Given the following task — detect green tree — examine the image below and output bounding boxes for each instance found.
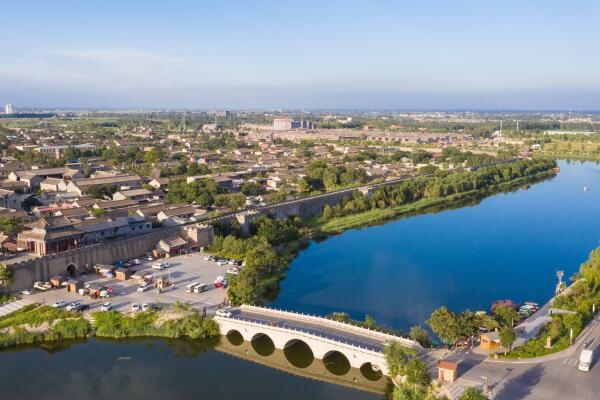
[384,341,416,377]
[457,387,488,400]
[0,217,21,236]
[409,326,432,348]
[402,358,431,388]
[427,307,462,345]
[297,177,310,193]
[0,264,14,287]
[91,208,107,217]
[322,204,333,219]
[143,148,163,164]
[499,326,517,354]
[494,306,520,327]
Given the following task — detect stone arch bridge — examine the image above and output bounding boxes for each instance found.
[214,305,422,376]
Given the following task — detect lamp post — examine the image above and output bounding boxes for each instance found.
[482,376,489,397]
[556,270,564,295]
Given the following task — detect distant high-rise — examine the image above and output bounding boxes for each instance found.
[4,104,14,115]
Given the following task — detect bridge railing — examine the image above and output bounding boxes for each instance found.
[239,304,420,349]
[218,314,386,355]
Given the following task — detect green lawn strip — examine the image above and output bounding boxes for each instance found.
[0,304,79,329]
[0,304,90,349]
[92,310,219,340]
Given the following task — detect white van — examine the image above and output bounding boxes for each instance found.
[579,349,594,372]
[193,283,207,293]
[186,282,200,293]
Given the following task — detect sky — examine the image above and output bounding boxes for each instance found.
[1,0,600,110]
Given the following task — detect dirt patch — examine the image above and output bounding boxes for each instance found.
[154,311,188,327]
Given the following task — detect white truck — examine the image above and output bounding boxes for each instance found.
[578,349,594,372]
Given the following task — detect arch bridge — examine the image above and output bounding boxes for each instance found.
[214,305,422,376]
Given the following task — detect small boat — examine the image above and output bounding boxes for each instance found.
[583,185,589,192]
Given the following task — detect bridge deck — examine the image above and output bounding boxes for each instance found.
[232,308,390,352]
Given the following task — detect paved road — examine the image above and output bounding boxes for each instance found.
[0,299,33,317]
[232,308,390,352]
[445,313,600,399]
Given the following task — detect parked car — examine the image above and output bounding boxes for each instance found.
[226,267,239,275]
[216,309,232,318]
[33,281,51,291]
[100,302,112,311]
[52,300,69,308]
[131,303,140,312]
[66,302,81,311]
[21,288,34,295]
[131,258,141,265]
[216,259,228,266]
[141,303,150,312]
[73,304,90,312]
[152,262,167,270]
[204,255,216,261]
[137,283,150,292]
[145,256,154,261]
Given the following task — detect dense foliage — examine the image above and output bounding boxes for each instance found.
[92,310,218,339]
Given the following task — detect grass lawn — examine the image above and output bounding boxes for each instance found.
[0,304,79,329]
[92,310,219,340]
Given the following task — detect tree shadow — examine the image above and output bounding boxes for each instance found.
[494,364,545,400]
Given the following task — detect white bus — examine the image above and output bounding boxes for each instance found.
[185,282,200,293]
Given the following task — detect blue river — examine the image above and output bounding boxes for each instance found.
[274,160,600,331]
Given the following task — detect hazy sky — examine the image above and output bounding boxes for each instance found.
[2,0,599,109]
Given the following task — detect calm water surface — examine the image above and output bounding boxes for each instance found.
[274,161,600,330]
[2,160,599,400]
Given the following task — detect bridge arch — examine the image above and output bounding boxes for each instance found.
[283,339,314,369]
[250,333,275,356]
[225,329,244,346]
[359,362,383,381]
[322,350,351,376]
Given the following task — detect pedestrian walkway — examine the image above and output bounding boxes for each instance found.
[561,356,580,367]
[445,378,483,399]
[0,299,33,317]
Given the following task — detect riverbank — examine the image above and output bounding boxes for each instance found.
[309,169,555,234]
[0,302,219,350]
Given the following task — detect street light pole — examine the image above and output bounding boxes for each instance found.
[482,376,489,396]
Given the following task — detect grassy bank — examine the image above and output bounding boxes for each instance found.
[92,309,219,340]
[0,303,220,350]
[0,304,90,349]
[312,169,555,234]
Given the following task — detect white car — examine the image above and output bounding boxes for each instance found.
[131,259,141,265]
[65,302,81,311]
[151,262,166,270]
[131,303,140,312]
[52,300,69,308]
[100,302,112,311]
[145,256,154,261]
[226,267,239,275]
[141,303,150,312]
[216,260,228,266]
[33,281,51,291]
[137,284,150,292]
[21,288,34,295]
[216,309,232,318]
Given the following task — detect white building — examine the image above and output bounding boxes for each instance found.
[4,104,14,115]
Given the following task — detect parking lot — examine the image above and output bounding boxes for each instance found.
[22,252,233,315]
